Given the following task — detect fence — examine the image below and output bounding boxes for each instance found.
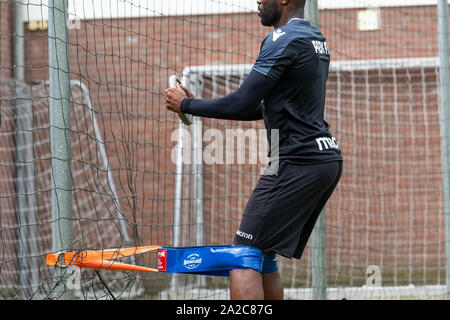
[0,0,449,299]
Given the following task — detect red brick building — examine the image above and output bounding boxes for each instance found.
[1,1,449,297]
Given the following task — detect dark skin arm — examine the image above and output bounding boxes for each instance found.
[164,70,275,121]
[164,82,194,113]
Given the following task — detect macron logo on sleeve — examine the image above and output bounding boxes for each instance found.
[272,29,286,41]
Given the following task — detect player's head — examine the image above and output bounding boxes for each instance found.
[257,0,282,27]
[257,0,306,27]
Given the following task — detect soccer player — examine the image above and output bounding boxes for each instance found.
[164,0,342,300]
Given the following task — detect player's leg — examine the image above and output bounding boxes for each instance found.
[230,268,264,300]
[231,161,342,300]
[230,168,279,300]
[231,162,295,300]
[229,257,282,300]
[262,270,283,300]
[261,252,283,299]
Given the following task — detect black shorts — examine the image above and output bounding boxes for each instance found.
[233,160,342,259]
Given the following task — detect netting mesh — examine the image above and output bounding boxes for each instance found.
[0,0,449,299]
[173,60,445,299]
[325,63,444,289]
[0,78,142,298]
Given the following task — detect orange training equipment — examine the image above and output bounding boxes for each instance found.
[45,246,161,272]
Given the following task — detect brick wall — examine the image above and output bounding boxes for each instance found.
[1,4,449,290]
[321,5,445,60]
[0,0,16,288]
[0,0,13,78]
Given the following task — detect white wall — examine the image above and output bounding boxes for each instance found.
[21,0,442,21]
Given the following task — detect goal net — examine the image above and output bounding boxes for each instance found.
[0,78,138,299]
[0,0,448,300]
[168,56,445,300]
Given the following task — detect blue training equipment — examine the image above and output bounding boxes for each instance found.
[157,245,277,277]
[261,252,278,274]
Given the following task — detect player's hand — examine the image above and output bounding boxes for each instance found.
[179,83,195,98]
[164,83,195,113]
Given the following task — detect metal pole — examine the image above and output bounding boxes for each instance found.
[72,80,133,247]
[48,0,74,299]
[15,84,40,299]
[437,0,450,299]
[193,119,204,248]
[169,107,183,293]
[14,0,24,81]
[168,71,205,293]
[14,0,40,299]
[180,71,205,250]
[168,74,188,293]
[306,0,327,300]
[169,120,183,291]
[189,72,205,288]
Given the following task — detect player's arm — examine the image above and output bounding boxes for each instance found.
[164,31,303,120]
[165,70,276,121]
[179,35,307,121]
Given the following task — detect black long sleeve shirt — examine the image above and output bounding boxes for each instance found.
[181,18,342,165]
